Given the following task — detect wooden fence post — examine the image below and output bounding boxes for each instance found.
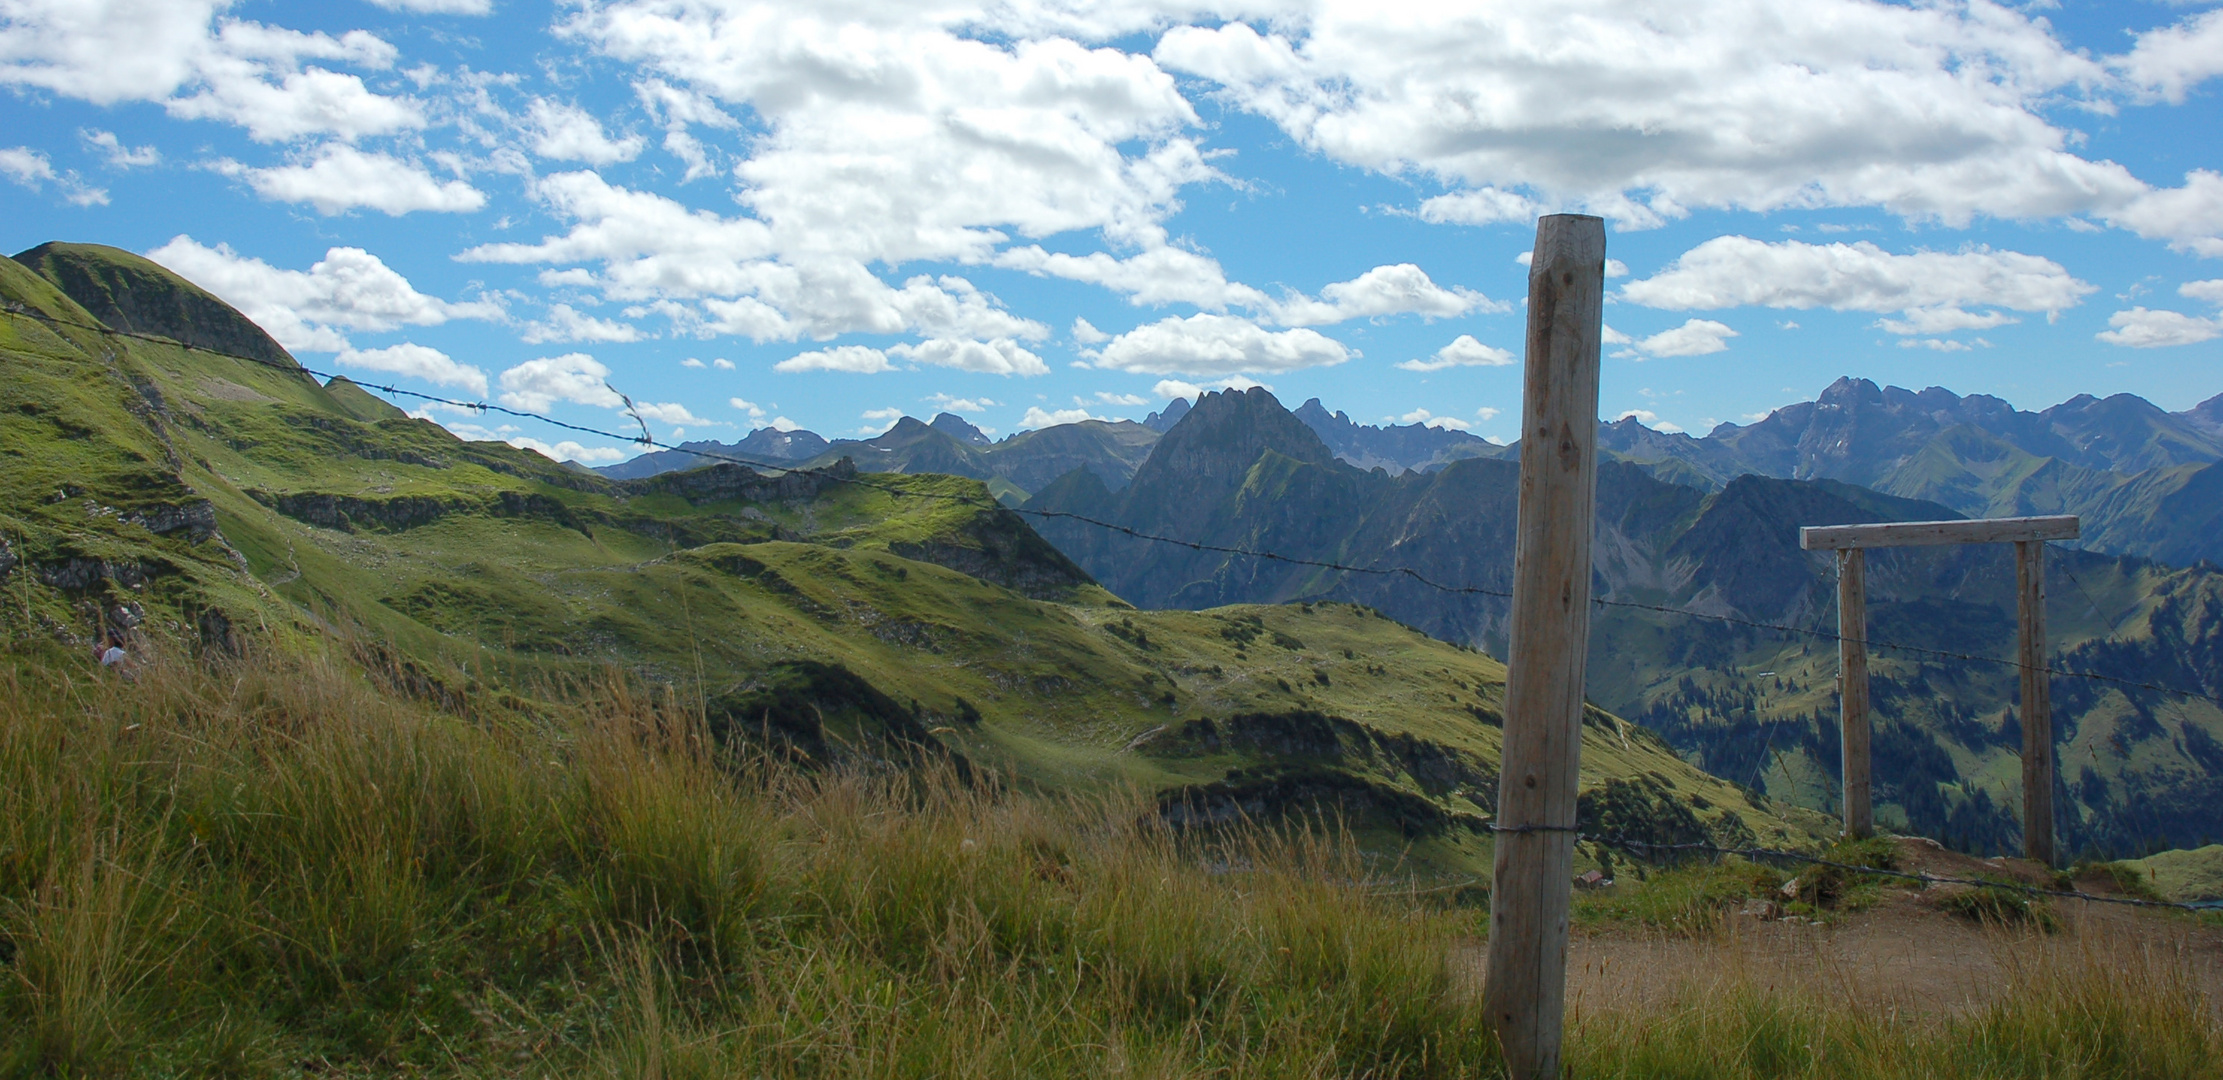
[2017,540,2053,866]
[1837,548,1872,839]
[1484,213,1605,1080]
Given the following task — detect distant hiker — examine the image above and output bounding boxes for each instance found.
[95,630,135,678]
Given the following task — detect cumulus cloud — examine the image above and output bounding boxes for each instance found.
[522,304,644,345]
[505,436,626,464]
[1019,406,1104,430]
[2116,8,2223,104]
[1151,375,1270,401]
[145,236,500,354]
[497,353,625,411]
[2096,308,2220,348]
[335,342,487,395]
[365,0,493,15]
[1617,409,1686,434]
[997,245,1267,310]
[222,145,486,216]
[80,129,158,167]
[0,145,107,204]
[926,393,999,413]
[1398,408,1469,431]
[1621,319,1739,359]
[1091,391,1148,407]
[463,174,1048,345]
[858,407,905,435]
[775,345,893,374]
[1090,314,1351,376]
[0,2,424,143]
[631,400,722,427]
[1072,317,1109,344]
[1622,237,2091,336]
[1396,333,1514,372]
[1270,263,1496,326]
[527,99,646,165]
[887,338,1048,376]
[1152,5,2192,240]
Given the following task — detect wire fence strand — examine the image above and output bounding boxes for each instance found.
[7,301,2222,711]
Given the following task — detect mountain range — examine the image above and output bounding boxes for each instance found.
[613,378,2223,573]
[1021,387,2223,858]
[0,241,1816,880]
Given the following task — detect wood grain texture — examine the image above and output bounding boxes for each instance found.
[1838,548,1872,840]
[1484,214,1605,1080]
[1800,515,2079,550]
[2017,540,2054,866]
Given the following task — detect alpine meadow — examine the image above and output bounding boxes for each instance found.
[7,0,2223,1076]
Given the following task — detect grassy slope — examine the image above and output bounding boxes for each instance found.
[0,249,1820,878]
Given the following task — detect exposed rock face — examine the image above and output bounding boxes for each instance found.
[15,242,300,370]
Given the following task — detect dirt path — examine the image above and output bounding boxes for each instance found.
[1508,840,2223,1022]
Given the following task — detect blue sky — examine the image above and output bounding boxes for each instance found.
[4,0,2221,463]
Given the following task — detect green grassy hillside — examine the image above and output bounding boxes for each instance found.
[0,243,1820,878]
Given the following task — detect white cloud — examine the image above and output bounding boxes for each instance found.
[2116,8,2223,104]
[859,406,905,435]
[523,303,644,345]
[712,357,734,369]
[1271,263,1496,326]
[1151,375,1270,401]
[463,175,1047,345]
[1091,314,1352,376]
[527,99,646,166]
[681,358,706,369]
[775,345,893,374]
[768,416,801,432]
[1019,406,1104,430]
[223,145,486,216]
[1092,391,1148,407]
[1628,319,1739,359]
[1623,237,2090,336]
[887,337,1048,376]
[1418,188,1546,227]
[335,342,488,395]
[631,401,722,427]
[1396,333,1514,372]
[997,245,1266,310]
[2180,279,2223,306]
[145,236,500,354]
[505,436,626,464]
[0,145,106,205]
[730,397,767,422]
[0,2,424,143]
[1072,317,1109,344]
[80,129,158,167]
[2096,308,2221,348]
[1152,7,2160,233]
[2108,170,2223,258]
[0,146,55,188]
[926,393,999,413]
[1476,406,1501,421]
[497,353,625,411]
[1398,408,1469,431]
[365,0,492,15]
[1616,409,1685,434]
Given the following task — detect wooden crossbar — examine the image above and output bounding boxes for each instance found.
[1797,512,2077,866]
[1799,515,2079,551]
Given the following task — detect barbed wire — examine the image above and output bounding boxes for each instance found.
[7,301,2222,711]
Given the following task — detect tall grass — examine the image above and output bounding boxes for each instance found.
[0,647,1491,1076]
[0,643,2216,1077]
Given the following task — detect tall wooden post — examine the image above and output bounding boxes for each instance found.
[1485,213,1605,1080]
[2017,540,2053,866]
[1837,548,1872,839]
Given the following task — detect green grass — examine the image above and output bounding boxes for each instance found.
[3,647,2217,1078]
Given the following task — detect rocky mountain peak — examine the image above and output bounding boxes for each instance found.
[930,412,991,446]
